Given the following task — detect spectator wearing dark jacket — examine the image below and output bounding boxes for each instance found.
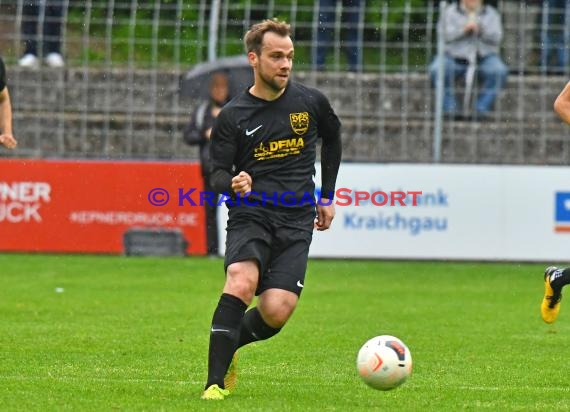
[183,71,229,256]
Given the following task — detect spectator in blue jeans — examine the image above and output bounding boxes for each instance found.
[314,0,364,72]
[428,0,508,120]
[540,0,570,74]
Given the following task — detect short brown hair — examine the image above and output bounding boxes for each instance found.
[244,18,291,55]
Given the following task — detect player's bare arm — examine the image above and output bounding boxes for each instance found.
[0,87,16,149]
[554,81,570,124]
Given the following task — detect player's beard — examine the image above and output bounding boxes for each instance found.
[258,65,289,94]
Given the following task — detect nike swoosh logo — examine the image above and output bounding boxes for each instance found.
[211,328,230,333]
[297,280,304,288]
[245,125,263,136]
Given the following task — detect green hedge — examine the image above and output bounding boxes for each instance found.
[67,0,431,70]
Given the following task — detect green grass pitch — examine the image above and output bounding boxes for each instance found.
[1,254,569,411]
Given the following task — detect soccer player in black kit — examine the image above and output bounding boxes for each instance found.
[201,18,342,400]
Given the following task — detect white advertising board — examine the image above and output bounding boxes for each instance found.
[218,164,570,261]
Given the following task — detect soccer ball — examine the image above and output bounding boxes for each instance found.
[356,335,412,391]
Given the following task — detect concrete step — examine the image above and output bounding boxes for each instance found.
[294,71,568,121]
[7,67,570,164]
[337,116,570,164]
[12,110,196,159]
[8,66,188,116]
[11,108,570,163]
[8,67,568,119]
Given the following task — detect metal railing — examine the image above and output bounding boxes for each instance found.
[0,0,568,164]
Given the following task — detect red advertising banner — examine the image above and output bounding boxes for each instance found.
[0,159,206,254]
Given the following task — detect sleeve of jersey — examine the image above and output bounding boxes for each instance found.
[209,110,236,194]
[0,58,6,91]
[317,94,342,200]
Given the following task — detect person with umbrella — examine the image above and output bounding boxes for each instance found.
[183,71,230,256]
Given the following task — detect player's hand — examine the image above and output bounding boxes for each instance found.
[315,201,335,231]
[231,171,252,197]
[0,134,17,149]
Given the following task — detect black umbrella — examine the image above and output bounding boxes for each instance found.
[180,55,254,100]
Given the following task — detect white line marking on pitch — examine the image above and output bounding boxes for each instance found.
[0,375,202,385]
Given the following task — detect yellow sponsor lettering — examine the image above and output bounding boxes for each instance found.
[254,137,305,161]
[268,137,304,151]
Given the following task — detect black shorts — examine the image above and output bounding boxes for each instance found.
[224,205,314,296]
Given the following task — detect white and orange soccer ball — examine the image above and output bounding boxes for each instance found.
[356,335,413,391]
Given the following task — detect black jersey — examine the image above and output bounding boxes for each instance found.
[0,57,6,91]
[210,81,341,207]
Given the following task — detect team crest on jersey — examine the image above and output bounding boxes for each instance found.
[289,112,309,135]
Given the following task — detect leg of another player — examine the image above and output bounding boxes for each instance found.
[541,266,570,323]
[547,267,570,288]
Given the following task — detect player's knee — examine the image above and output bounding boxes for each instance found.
[260,295,297,328]
[224,262,258,303]
[224,280,255,304]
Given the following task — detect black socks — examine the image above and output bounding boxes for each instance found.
[205,296,284,389]
[238,307,282,348]
[205,293,247,389]
[551,267,570,289]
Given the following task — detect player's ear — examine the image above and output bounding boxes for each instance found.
[247,51,258,68]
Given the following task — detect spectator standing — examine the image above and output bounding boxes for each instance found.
[314,0,364,72]
[183,71,230,256]
[540,0,570,74]
[19,0,66,68]
[428,0,508,120]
